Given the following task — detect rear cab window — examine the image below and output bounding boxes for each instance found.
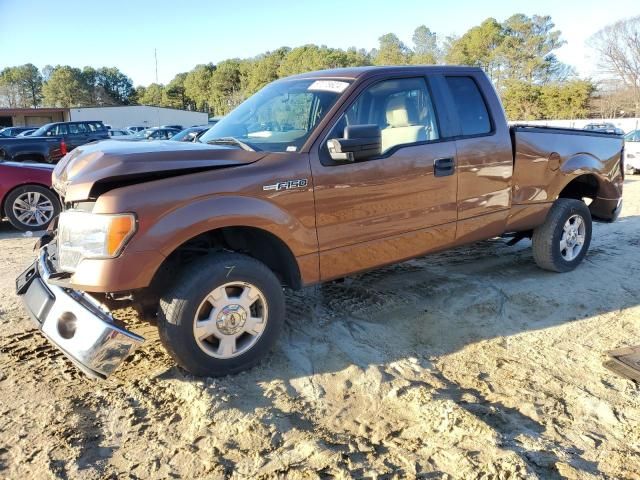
[445,76,492,137]
[68,123,88,134]
[86,122,105,132]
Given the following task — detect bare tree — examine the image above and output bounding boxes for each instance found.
[589,16,640,115]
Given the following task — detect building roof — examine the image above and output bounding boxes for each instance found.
[0,107,69,115]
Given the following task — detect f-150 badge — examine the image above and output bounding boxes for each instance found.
[263,179,308,191]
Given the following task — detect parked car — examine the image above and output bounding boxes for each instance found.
[0,121,109,164]
[0,161,60,231]
[161,124,183,131]
[108,129,132,138]
[624,129,640,174]
[170,126,209,142]
[583,123,624,135]
[126,126,146,133]
[119,127,180,141]
[17,66,624,379]
[0,127,36,137]
[15,129,36,137]
[0,136,68,164]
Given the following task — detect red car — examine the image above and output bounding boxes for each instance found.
[0,161,60,231]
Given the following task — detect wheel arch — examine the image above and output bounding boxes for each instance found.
[150,225,304,293]
[557,173,600,201]
[556,171,621,222]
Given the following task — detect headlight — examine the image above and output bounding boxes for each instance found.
[58,211,137,272]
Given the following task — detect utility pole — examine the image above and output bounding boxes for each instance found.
[155,48,160,127]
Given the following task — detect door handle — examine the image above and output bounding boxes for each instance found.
[434,157,455,177]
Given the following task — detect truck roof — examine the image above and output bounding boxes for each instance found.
[284,65,484,81]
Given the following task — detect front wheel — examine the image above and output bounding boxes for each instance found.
[157,253,285,377]
[532,198,592,272]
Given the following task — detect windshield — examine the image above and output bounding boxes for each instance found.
[30,124,53,137]
[199,79,351,152]
[133,129,154,138]
[172,127,205,142]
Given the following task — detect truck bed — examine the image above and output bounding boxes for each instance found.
[510,124,624,222]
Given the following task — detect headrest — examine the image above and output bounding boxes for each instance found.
[385,96,410,128]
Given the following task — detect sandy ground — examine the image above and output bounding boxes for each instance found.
[0,180,639,480]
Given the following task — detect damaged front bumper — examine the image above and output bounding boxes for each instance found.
[16,246,144,379]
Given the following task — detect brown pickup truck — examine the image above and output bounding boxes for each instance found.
[16,66,624,379]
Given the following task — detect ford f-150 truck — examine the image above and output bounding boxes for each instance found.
[15,66,624,379]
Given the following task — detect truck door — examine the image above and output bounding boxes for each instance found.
[440,74,514,244]
[66,122,87,150]
[310,76,458,281]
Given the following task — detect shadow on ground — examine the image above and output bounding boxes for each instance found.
[3,201,639,477]
[123,213,640,477]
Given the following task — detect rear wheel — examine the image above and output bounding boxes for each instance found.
[532,198,592,272]
[157,253,285,377]
[4,185,60,231]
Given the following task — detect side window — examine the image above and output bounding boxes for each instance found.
[76,123,88,133]
[53,124,68,135]
[68,123,79,134]
[445,76,491,136]
[329,77,439,155]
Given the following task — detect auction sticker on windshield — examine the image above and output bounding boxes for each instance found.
[308,80,350,93]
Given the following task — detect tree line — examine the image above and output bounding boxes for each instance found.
[1,13,637,120]
[0,64,135,108]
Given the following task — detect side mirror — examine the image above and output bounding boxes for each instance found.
[327,124,381,162]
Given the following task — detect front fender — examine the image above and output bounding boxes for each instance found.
[130,194,318,259]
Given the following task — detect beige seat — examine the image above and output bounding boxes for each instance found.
[381,96,427,153]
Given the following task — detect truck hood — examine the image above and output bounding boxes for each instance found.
[53,139,266,201]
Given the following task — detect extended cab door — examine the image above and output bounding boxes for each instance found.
[438,73,514,244]
[310,76,458,281]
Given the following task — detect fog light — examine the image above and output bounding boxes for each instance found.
[57,312,77,339]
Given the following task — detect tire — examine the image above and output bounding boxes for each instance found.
[157,253,285,377]
[4,185,61,231]
[532,198,592,272]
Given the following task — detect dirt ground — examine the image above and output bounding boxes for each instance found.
[0,179,639,480]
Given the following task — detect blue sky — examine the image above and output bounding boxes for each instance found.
[1,0,638,86]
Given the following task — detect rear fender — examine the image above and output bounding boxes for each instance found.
[555,153,622,200]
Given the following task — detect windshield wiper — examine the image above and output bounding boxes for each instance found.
[206,137,256,152]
